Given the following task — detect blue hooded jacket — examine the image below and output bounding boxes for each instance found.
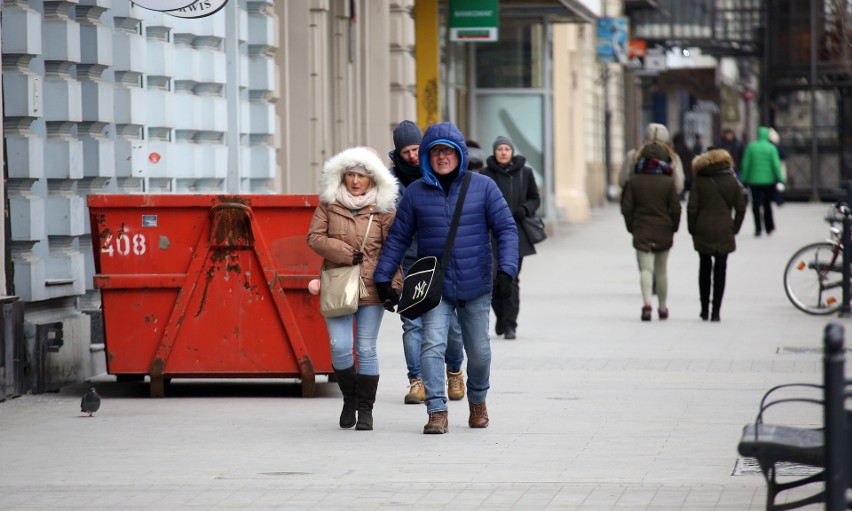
[374,122,519,301]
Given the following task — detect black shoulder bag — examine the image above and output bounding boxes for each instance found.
[397,172,472,320]
[519,167,547,245]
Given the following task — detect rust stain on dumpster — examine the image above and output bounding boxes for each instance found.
[213,195,250,206]
[210,205,253,249]
[196,266,218,318]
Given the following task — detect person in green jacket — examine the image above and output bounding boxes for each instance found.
[740,126,784,236]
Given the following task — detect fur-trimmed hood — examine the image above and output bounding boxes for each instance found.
[319,146,399,212]
[693,148,734,175]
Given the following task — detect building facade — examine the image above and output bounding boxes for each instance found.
[1,0,619,395]
[0,0,420,396]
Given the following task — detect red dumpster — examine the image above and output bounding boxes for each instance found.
[87,194,329,397]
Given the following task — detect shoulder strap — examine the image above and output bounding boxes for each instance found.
[441,172,472,268]
[708,176,733,210]
[321,213,373,272]
[519,167,529,205]
[359,214,374,252]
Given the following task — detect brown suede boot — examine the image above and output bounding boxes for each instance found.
[468,402,489,428]
[446,370,465,401]
[423,410,448,434]
[404,378,425,404]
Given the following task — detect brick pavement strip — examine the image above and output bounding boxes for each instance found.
[0,203,839,510]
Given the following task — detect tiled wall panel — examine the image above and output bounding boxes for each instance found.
[2,74,41,118]
[8,196,46,242]
[5,136,45,179]
[44,136,83,179]
[80,80,114,123]
[43,77,82,122]
[2,0,276,302]
[80,132,114,178]
[79,21,112,67]
[2,5,42,55]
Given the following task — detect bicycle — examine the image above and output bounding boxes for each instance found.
[783,202,850,315]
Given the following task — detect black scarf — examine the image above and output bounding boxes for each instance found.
[390,151,422,188]
[485,154,526,175]
[435,168,460,196]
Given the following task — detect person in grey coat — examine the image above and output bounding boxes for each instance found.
[687,148,746,322]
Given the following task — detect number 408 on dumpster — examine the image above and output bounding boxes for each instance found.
[102,233,148,256]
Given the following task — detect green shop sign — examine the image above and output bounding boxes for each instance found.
[449,0,499,42]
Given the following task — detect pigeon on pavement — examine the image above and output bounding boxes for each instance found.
[81,387,101,417]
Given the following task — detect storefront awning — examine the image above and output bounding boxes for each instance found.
[496,0,597,23]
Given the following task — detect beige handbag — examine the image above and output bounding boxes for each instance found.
[319,214,373,318]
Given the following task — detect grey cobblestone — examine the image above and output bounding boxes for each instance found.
[0,203,839,509]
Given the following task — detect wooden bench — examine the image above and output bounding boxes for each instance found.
[737,323,849,511]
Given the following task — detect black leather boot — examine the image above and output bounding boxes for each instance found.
[334,365,357,429]
[712,281,725,322]
[355,374,380,431]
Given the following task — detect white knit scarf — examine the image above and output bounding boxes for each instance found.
[335,183,377,211]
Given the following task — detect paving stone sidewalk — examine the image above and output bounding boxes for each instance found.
[0,201,842,510]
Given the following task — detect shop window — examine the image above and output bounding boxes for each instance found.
[475,19,544,89]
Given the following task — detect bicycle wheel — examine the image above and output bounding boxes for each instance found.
[783,242,844,315]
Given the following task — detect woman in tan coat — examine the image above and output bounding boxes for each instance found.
[687,148,746,321]
[307,146,400,431]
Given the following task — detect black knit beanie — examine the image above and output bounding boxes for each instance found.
[393,121,423,152]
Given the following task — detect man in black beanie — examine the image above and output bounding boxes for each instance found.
[387,120,466,407]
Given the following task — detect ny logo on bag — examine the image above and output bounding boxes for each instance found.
[413,281,427,299]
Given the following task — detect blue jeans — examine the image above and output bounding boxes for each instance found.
[325,304,384,375]
[401,313,464,381]
[420,292,492,413]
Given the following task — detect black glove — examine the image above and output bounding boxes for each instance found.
[512,207,527,220]
[351,250,364,265]
[375,282,399,312]
[493,271,513,299]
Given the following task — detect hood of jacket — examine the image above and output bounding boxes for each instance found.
[485,154,527,175]
[644,123,670,144]
[693,148,734,176]
[319,146,399,212]
[757,126,770,142]
[419,122,469,188]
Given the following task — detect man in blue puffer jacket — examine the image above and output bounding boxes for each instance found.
[374,122,519,435]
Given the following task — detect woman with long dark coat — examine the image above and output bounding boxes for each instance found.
[687,148,746,321]
[480,136,541,340]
